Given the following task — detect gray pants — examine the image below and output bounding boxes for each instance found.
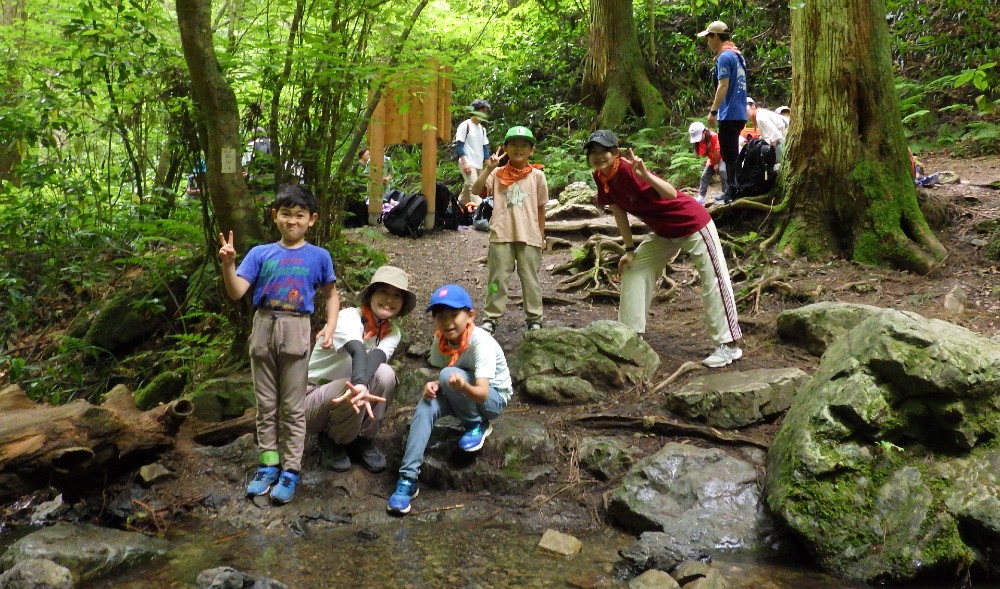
[303,363,396,444]
[698,164,728,199]
[398,366,507,480]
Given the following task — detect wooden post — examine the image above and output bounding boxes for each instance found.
[421,64,439,229]
[368,99,386,224]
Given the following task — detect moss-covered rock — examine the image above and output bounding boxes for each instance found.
[766,309,1000,583]
[186,377,255,422]
[133,370,188,410]
[510,320,659,405]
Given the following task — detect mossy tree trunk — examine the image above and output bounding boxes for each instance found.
[0,0,24,188]
[582,0,666,128]
[777,0,946,273]
[176,0,265,252]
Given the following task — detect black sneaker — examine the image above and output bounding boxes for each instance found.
[349,437,387,473]
[318,435,351,472]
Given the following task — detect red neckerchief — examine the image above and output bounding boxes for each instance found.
[436,321,474,366]
[496,162,544,187]
[361,306,392,341]
[595,157,621,195]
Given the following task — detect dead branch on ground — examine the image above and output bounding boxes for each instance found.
[575,414,768,450]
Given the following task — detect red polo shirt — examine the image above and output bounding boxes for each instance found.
[594,158,711,239]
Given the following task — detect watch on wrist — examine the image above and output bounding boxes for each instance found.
[710,109,718,116]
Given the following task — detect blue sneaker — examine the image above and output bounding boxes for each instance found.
[269,470,300,504]
[458,421,493,452]
[387,477,419,515]
[245,466,280,496]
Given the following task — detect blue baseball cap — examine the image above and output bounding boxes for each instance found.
[426,284,474,312]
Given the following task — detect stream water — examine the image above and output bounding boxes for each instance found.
[66,517,950,589]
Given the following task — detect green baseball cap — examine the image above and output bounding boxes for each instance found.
[503,126,536,145]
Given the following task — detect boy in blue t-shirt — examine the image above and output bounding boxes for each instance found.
[218,184,339,504]
[387,284,513,515]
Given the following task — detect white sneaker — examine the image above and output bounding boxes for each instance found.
[702,344,743,368]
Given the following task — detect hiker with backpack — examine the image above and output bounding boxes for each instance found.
[746,98,789,163]
[699,20,748,204]
[471,126,548,334]
[455,99,492,207]
[688,121,727,205]
[584,130,744,368]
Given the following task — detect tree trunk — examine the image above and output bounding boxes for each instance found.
[0,0,24,188]
[777,0,946,273]
[176,0,265,251]
[0,385,193,502]
[582,0,666,127]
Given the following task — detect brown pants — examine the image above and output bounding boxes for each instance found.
[304,364,396,445]
[250,309,312,472]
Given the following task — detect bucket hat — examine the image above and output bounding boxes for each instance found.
[355,266,417,317]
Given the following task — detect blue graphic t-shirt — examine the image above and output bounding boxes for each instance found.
[716,49,748,122]
[237,242,336,313]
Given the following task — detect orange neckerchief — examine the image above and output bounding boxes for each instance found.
[361,306,392,341]
[595,157,621,194]
[436,321,474,366]
[719,41,743,59]
[495,162,544,187]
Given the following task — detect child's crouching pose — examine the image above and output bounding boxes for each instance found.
[387,284,513,515]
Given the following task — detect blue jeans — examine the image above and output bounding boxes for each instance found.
[398,366,507,480]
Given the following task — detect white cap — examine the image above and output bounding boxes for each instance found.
[776,105,790,115]
[697,21,730,37]
[688,121,706,143]
[746,97,756,105]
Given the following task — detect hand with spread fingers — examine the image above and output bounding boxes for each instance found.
[332,381,386,419]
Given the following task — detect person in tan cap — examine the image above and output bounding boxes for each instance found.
[698,20,748,204]
[303,265,417,473]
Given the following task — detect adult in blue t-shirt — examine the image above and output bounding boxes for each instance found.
[698,20,748,203]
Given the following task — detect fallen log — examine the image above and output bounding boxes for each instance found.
[191,408,256,446]
[0,384,193,501]
[574,413,769,450]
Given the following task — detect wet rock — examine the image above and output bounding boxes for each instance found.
[510,321,659,405]
[767,309,1000,583]
[138,462,174,486]
[628,568,679,589]
[672,560,713,583]
[0,523,169,583]
[0,558,74,589]
[537,529,582,557]
[30,496,68,526]
[186,377,255,422]
[618,532,688,572]
[609,443,782,557]
[578,436,637,480]
[195,566,285,589]
[663,368,809,429]
[776,302,888,356]
[417,415,555,493]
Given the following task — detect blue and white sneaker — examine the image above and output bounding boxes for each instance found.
[387,477,419,515]
[269,470,300,504]
[458,421,493,452]
[245,465,280,496]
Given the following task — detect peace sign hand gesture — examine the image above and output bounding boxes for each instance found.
[218,231,238,265]
[485,147,505,171]
[621,148,651,181]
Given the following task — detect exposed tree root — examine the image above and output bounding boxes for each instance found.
[575,414,768,449]
[650,361,704,395]
[737,270,823,314]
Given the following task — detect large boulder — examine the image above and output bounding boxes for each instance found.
[663,368,809,429]
[776,302,888,356]
[767,309,1000,583]
[0,523,169,583]
[510,321,659,405]
[609,443,781,557]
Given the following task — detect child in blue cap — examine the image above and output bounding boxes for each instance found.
[387,283,513,515]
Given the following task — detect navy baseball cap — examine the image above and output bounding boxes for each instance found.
[584,130,619,152]
[426,284,474,312]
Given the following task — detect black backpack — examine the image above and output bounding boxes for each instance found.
[731,138,777,200]
[383,192,427,238]
[434,182,463,230]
